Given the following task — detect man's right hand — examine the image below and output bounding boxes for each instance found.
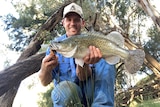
[38,50,58,86]
[41,50,58,73]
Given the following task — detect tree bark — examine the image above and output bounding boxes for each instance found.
[0,52,45,96]
[134,0,160,31]
[0,53,45,107]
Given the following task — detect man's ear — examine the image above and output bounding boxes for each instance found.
[81,20,85,27]
[61,19,64,26]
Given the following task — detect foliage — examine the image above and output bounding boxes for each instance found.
[1,0,65,51]
[37,83,53,107]
[1,13,32,51]
[144,26,160,62]
[136,99,160,107]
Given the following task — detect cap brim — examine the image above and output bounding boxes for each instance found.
[63,11,82,18]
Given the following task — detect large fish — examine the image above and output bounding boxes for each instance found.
[50,31,145,74]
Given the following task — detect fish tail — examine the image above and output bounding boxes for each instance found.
[124,49,145,73]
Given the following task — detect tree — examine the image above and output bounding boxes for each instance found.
[0,0,160,106]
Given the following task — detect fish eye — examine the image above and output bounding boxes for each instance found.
[74,40,78,43]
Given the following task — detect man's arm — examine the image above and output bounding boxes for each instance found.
[76,46,102,81]
[38,51,58,86]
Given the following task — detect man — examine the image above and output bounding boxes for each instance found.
[39,2,116,107]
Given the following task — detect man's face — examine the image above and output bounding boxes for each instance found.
[62,12,85,37]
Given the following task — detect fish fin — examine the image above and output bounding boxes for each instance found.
[61,46,77,57]
[105,56,120,65]
[106,31,124,47]
[75,58,84,67]
[124,49,145,74]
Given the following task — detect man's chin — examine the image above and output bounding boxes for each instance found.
[70,31,79,35]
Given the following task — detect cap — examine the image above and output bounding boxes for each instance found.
[63,3,83,18]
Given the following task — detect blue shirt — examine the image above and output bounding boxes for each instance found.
[46,34,78,85]
[46,34,116,106]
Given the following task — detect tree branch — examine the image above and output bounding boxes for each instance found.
[0,52,45,96]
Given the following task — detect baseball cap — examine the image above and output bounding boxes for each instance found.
[63,3,83,18]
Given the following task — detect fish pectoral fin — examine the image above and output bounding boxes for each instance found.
[105,56,120,65]
[75,58,84,67]
[61,46,77,57]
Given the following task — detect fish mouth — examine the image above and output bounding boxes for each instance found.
[50,40,77,53]
[50,43,71,52]
[50,43,59,51]
[50,40,61,50]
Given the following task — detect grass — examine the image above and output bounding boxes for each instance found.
[136,99,160,107]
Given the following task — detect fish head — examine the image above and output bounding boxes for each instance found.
[50,39,78,57]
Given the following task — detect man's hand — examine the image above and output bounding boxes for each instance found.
[39,50,58,86]
[76,46,102,81]
[83,46,102,64]
[41,50,58,73]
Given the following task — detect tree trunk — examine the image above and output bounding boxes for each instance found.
[0,85,19,107]
[134,0,160,31]
[0,52,45,106]
[0,52,45,96]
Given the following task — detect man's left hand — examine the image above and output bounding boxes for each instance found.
[83,46,102,64]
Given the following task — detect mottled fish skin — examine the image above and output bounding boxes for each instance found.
[50,31,145,73]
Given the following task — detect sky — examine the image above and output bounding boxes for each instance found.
[0,0,20,70]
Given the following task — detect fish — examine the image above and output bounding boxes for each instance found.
[50,31,145,74]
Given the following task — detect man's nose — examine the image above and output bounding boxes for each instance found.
[70,20,76,25]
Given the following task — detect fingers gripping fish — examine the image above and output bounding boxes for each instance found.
[50,31,145,74]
